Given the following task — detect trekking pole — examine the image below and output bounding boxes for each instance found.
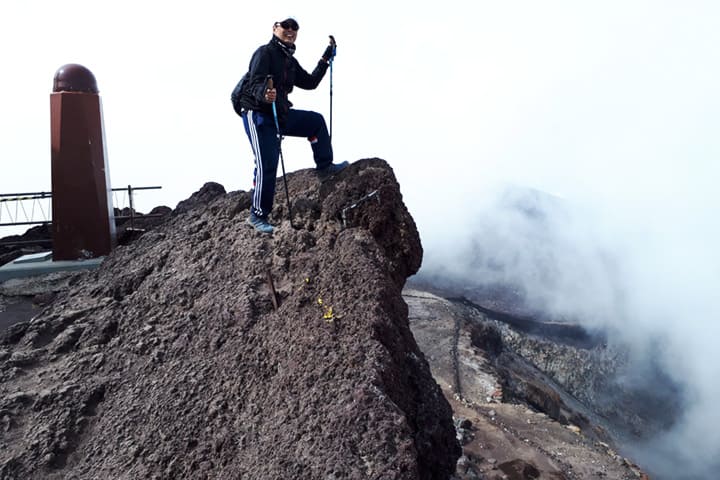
[266,76,294,228]
[328,35,336,141]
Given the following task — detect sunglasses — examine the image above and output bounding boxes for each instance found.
[277,20,299,31]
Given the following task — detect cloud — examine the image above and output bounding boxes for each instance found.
[416,171,719,478]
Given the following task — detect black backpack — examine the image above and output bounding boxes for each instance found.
[230,74,247,116]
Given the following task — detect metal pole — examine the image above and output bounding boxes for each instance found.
[128,185,135,230]
[329,61,333,141]
[267,76,294,228]
[328,35,336,142]
[0,191,52,198]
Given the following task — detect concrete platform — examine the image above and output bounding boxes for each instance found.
[0,251,104,282]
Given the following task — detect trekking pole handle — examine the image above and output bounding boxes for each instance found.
[266,75,281,135]
[329,35,336,58]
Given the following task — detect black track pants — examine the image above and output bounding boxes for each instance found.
[241,109,333,218]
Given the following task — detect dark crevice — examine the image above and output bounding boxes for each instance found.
[450,296,605,349]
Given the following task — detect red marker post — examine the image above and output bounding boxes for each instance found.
[50,64,116,261]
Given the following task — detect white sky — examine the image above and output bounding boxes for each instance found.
[1,2,720,476]
[1,1,716,224]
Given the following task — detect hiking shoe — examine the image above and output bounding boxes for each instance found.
[317,161,349,180]
[246,214,274,234]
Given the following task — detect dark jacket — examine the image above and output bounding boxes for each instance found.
[234,37,329,124]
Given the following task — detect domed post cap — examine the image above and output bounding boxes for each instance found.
[53,64,99,93]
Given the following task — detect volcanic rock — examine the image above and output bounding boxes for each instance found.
[0,225,51,266]
[0,158,460,479]
[404,288,651,479]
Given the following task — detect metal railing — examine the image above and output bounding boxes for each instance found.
[0,185,163,242]
[111,185,164,230]
[0,191,52,227]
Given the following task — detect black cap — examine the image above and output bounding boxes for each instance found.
[276,18,299,30]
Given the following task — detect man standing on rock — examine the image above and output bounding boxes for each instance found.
[232,17,348,234]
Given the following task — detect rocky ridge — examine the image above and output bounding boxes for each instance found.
[0,158,460,479]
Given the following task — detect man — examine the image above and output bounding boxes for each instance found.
[233,17,348,234]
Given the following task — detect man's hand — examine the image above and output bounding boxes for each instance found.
[264,88,277,103]
[322,36,337,62]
